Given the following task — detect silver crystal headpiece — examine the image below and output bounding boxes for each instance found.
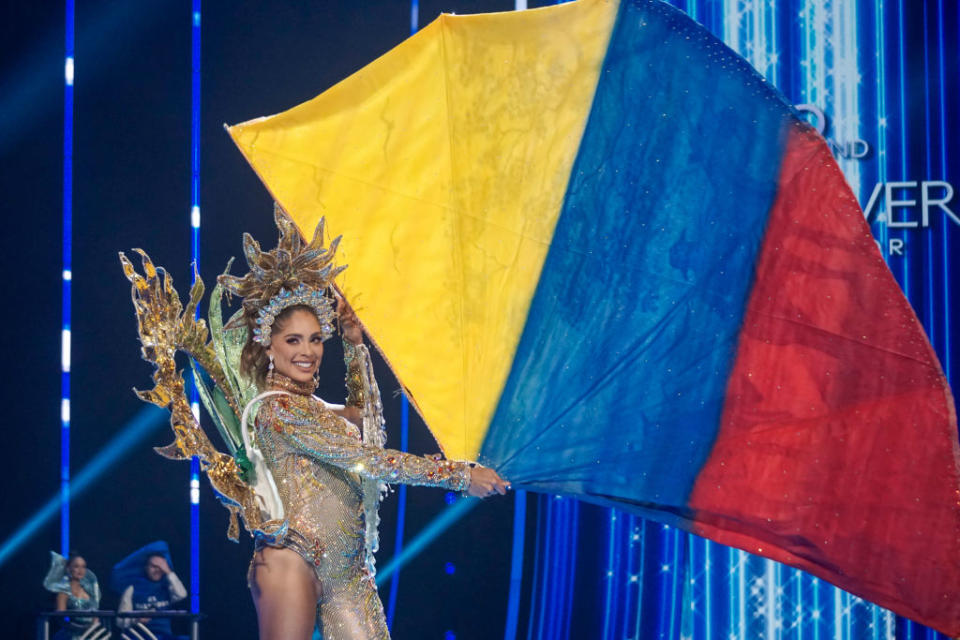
[253,283,336,346]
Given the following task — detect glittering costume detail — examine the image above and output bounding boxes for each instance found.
[219,203,344,344]
[254,371,470,638]
[267,369,318,395]
[344,342,366,410]
[253,283,334,346]
[120,250,270,541]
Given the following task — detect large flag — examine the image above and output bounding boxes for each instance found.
[227,0,960,634]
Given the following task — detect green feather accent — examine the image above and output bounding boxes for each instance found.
[208,260,242,403]
[233,445,255,483]
[188,259,261,459]
[191,365,236,453]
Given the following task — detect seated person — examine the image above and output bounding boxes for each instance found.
[111,542,187,640]
[43,550,111,640]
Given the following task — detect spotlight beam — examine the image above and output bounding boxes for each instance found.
[375,496,480,585]
[0,406,167,567]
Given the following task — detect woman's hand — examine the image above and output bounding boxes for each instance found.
[338,298,363,346]
[466,466,510,498]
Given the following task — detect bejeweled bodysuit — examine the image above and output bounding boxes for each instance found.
[252,368,470,639]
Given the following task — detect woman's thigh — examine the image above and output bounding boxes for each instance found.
[249,546,322,640]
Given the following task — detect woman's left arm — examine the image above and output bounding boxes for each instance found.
[339,299,368,427]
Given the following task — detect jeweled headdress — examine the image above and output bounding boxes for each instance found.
[219,204,346,345]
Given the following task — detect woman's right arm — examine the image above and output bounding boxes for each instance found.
[263,397,480,492]
[55,592,67,611]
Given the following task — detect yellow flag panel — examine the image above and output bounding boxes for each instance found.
[228,0,618,460]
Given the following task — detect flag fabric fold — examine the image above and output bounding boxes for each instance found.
[228,0,960,633]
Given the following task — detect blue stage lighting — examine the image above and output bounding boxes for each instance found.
[0,406,167,568]
[61,0,75,559]
[376,497,479,585]
[502,490,526,640]
[189,0,202,616]
[386,393,411,630]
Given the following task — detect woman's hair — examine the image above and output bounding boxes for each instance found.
[240,304,320,388]
[67,550,83,563]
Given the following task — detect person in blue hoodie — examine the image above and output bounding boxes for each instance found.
[112,542,187,640]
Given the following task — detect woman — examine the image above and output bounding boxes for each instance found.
[43,551,110,640]
[218,213,509,640]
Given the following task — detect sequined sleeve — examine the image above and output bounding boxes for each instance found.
[259,395,471,491]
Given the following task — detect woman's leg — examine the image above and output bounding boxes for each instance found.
[318,575,390,640]
[249,546,322,640]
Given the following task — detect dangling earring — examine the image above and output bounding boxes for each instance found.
[268,354,274,372]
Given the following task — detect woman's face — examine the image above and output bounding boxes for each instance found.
[67,557,86,580]
[266,308,324,384]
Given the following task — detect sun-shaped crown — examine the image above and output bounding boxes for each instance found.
[219,204,346,344]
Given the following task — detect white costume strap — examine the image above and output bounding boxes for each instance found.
[241,391,289,521]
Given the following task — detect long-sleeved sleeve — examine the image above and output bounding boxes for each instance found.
[260,396,470,491]
[166,572,187,602]
[117,586,133,629]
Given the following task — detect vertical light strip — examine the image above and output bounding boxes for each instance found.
[812,573,820,640]
[668,527,680,639]
[656,525,669,640]
[833,582,843,640]
[547,499,561,639]
[601,509,617,639]
[737,550,747,639]
[703,537,712,640]
[728,546,736,638]
[631,517,646,640]
[764,558,778,640]
[524,495,542,640]
[923,0,936,357]
[533,497,553,640]
[832,0,862,195]
[938,0,950,383]
[546,498,562,639]
[792,569,801,640]
[619,513,634,639]
[503,490,526,640]
[60,0,75,558]
[564,500,579,638]
[873,0,889,256]
[896,0,910,297]
[189,0,202,616]
[721,0,740,56]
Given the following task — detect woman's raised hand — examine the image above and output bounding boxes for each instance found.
[467,466,510,498]
[337,298,363,346]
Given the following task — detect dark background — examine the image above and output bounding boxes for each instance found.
[0,2,558,638]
